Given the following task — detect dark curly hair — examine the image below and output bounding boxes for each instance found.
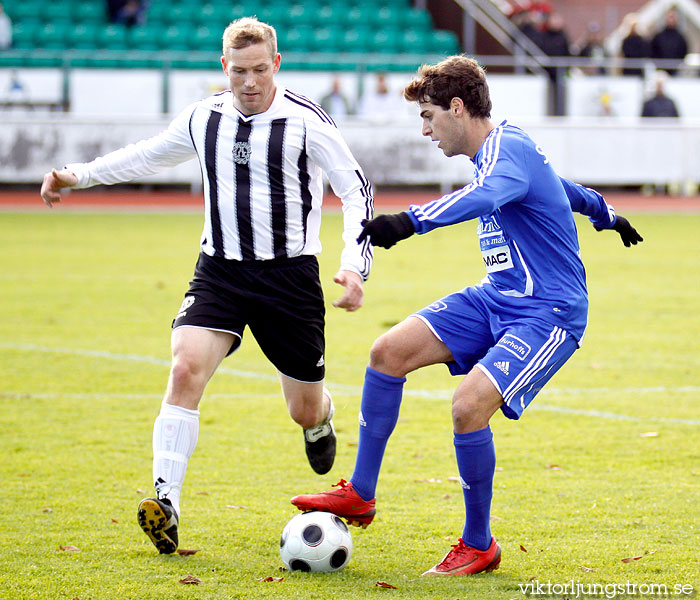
[403,55,492,119]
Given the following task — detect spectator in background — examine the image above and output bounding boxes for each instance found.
[641,71,679,117]
[114,0,145,27]
[577,21,607,75]
[651,8,688,76]
[621,13,651,77]
[320,77,353,119]
[513,9,543,49]
[0,3,12,49]
[539,13,570,115]
[357,73,400,121]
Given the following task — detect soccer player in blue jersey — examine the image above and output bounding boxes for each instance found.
[292,55,642,576]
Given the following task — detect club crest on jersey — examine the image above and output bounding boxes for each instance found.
[233,141,251,165]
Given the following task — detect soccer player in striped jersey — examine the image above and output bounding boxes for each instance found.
[40,17,374,555]
[291,56,642,575]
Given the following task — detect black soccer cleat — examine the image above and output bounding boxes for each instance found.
[304,391,336,475]
[137,497,179,554]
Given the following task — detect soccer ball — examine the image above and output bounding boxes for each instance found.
[280,511,353,572]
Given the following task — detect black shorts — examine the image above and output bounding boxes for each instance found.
[173,252,326,382]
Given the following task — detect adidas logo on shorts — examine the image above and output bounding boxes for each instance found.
[493,361,510,376]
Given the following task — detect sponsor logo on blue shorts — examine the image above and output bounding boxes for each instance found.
[495,334,531,360]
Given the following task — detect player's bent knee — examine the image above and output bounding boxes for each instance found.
[451,394,501,433]
[368,334,410,377]
[169,358,208,394]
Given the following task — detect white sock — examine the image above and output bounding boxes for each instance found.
[152,403,199,517]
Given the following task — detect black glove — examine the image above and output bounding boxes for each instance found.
[595,215,643,247]
[356,212,416,249]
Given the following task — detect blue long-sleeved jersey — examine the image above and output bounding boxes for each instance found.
[406,120,616,342]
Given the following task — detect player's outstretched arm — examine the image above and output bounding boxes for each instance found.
[595,214,644,247]
[332,270,364,312]
[356,213,415,249]
[40,168,78,208]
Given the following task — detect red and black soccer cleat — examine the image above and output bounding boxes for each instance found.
[290,478,376,528]
[422,537,501,576]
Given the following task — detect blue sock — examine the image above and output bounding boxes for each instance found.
[350,366,405,501]
[454,426,496,551]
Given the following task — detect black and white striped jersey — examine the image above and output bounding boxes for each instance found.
[67,86,374,279]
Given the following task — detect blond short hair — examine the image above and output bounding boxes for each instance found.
[222,17,277,57]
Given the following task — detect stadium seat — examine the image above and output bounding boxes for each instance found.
[168,4,201,25]
[371,28,401,54]
[35,23,71,50]
[342,28,373,53]
[68,23,99,50]
[45,2,76,24]
[159,24,197,51]
[430,30,460,55]
[280,26,314,53]
[128,25,163,51]
[402,8,432,30]
[74,2,106,24]
[399,29,431,54]
[10,22,40,50]
[309,27,343,53]
[97,24,129,50]
[192,25,221,53]
[7,1,41,24]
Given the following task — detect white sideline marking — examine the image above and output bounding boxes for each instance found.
[2,342,699,425]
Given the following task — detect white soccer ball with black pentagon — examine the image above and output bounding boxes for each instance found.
[280,511,353,572]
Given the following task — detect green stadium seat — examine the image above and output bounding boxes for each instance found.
[430,30,460,55]
[7,1,42,23]
[128,24,162,51]
[402,8,432,30]
[256,4,287,30]
[316,4,345,27]
[10,22,40,49]
[159,24,196,51]
[68,23,99,50]
[97,24,129,50]
[74,2,106,24]
[371,28,401,54]
[35,23,70,50]
[280,26,314,53]
[309,27,342,53]
[145,2,171,24]
[192,25,221,53]
[45,2,75,24]
[399,29,431,54]
[168,4,201,25]
[342,27,373,53]
[374,6,402,28]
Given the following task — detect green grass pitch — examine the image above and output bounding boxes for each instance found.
[1,209,698,600]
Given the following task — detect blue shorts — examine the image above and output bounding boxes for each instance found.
[413,286,579,420]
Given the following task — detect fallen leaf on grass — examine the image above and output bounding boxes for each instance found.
[640,432,659,438]
[136,488,146,494]
[621,556,643,563]
[519,545,528,552]
[42,508,53,513]
[580,566,595,572]
[111,518,119,523]
[376,581,397,589]
[257,576,284,582]
[59,545,80,552]
[447,477,460,482]
[196,491,210,496]
[490,515,502,521]
[177,548,200,556]
[544,464,561,470]
[225,505,247,510]
[179,574,202,584]
[347,441,358,446]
